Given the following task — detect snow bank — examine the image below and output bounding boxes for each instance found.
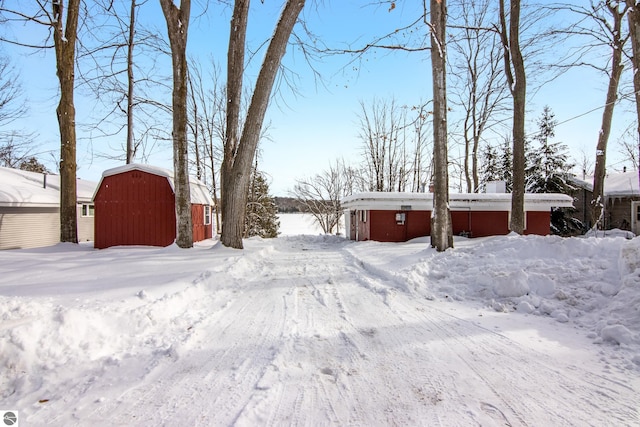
[348,234,640,353]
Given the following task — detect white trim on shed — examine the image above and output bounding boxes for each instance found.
[94,163,213,206]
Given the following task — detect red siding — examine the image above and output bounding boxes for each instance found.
[353,208,551,242]
[370,210,405,242]
[451,211,471,236]
[469,211,510,237]
[369,210,431,242]
[525,211,551,236]
[94,170,176,249]
[191,204,213,242]
[406,211,431,240]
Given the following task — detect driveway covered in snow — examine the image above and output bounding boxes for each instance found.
[1,234,639,425]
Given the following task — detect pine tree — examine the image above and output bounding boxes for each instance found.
[244,167,280,239]
[526,106,574,194]
[500,137,513,192]
[479,143,501,191]
[19,157,48,173]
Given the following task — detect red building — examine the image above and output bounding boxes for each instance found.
[93,164,213,249]
[342,192,573,242]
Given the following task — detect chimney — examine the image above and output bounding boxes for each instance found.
[43,173,47,189]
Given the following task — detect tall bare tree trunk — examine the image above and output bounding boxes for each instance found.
[53,0,81,244]
[430,0,453,251]
[159,0,193,248]
[221,0,305,249]
[221,0,249,232]
[499,0,526,234]
[126,0,136,164]
[626,0,640,201]
[591,2,627,229]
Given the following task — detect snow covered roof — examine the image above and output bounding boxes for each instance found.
[0,166,97,207]
[570,171,640,197]
[341,191,574,211]
[95,163,213,206]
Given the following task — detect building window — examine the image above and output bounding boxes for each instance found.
[204,205,211,225]
[359,210,367,222]
[82,204,94,217]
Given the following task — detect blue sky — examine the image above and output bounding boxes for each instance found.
[1,0,636,195]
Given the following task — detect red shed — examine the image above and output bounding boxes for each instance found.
[93,164,213,249]
[342,192,574,242]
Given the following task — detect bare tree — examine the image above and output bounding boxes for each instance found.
[356,98,432,193]
[292,159,350,235]
[449,0,509,193]
[615,121,638,169]
[159,0,193,248]
[357,97,402,192]
[498,0,527,235]
[550,1,631,227]
[53,0,81,243]
[0,56,28,139]
[625,0,640,180]
[187,58,226,234]
[0,2,85,242]
[221,0,306,249]
[430,0,453,251]
[587,1,629,228]
[0,55,38,162]
[80,0,171,164]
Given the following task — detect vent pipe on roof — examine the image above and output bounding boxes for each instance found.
[43,173,47,189]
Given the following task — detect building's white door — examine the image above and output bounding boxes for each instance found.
[632,201,640,235]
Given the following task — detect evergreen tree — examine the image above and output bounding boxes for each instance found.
[244,167,280,239]
[19,157,48,173]
[479,143,501,191]
[500,137,513,192]
[526,106,574,194]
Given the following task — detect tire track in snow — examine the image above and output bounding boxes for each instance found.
[71,237,638,426]
[82,246,289,426]
[231,242,372,426]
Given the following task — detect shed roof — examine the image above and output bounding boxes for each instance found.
[0,166,97,207]
[570,171,640,197]
[95,163,213,205]
[341,192,574,212]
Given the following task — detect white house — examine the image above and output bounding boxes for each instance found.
[0,166,97,250]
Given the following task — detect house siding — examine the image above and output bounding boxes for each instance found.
[0,207,59,250]
[349,208,552,242]
[77,205,95,242]
[525,211,551,236]
[605,196,640,231]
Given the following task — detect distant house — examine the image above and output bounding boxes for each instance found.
[93,164,213,249]
[0,166,97,250]
[569,171,640,234]
[342,191,573,242]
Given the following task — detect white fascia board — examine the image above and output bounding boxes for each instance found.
[342,192,574,212]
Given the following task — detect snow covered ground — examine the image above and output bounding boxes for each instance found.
[1,214,639,426]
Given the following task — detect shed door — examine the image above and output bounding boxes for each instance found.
[632,201,640,235]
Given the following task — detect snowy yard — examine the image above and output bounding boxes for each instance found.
[0,214,639,426]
